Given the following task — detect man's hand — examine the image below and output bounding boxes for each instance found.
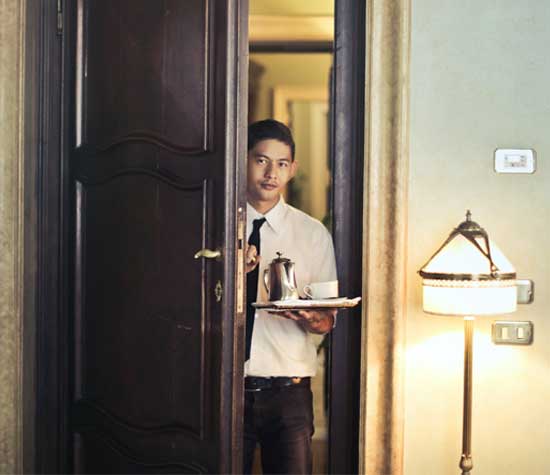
[245,244,261,273]
[272,308,337,334]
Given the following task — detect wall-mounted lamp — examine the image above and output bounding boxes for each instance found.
[418,211,517,474]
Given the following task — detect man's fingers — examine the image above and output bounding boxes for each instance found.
[245,245,261,273]
[246,245,255,261]
[272,310,313,322]
[246,245,259,264]
[296,310,310,320]
[329,308,338,318]
[271,311,299,320]
[283,311,299,320]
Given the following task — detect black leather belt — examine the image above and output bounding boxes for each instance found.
[245,376,310,392]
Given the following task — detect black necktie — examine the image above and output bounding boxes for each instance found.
[246,217,267,360]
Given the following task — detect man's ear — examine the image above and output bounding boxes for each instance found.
[290,160,298,179]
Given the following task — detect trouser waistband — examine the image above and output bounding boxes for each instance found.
[244,376,310,392]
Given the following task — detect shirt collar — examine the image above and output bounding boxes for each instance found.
[247,196,287,235]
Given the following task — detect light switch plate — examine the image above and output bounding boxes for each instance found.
[492,321,533,345]
[494,149,536,173]
[517,279,534,304]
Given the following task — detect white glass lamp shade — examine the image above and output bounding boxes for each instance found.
[422,280,517,316]
[419,213,517,316]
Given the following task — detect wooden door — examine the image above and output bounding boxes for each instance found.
[64,1,247,473]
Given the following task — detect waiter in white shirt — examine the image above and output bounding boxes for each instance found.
[243,119,337,475]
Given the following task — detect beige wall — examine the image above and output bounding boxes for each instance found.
[406,1,550,474]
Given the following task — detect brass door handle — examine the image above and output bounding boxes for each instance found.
[194,248,222,259]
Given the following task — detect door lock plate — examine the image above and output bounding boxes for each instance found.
[215,280,223,302]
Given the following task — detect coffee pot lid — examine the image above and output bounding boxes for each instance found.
[272,251,292,264]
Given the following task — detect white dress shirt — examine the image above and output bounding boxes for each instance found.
[245,197,337,377]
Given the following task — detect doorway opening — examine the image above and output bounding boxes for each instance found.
[247,0,364,473]
[249,4,334,472]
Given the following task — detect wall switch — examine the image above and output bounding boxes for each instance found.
[494,149,536,173]
[517,279,534,304]
[492,321,533,345]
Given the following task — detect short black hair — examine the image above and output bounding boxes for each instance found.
[248,119,295,160]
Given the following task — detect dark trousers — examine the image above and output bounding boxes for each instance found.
[243,379,314,475]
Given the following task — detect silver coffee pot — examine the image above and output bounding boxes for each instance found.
[263,252,299,301]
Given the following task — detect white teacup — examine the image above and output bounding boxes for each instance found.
[303,280,339,299]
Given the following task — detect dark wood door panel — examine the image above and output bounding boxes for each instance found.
[74,173,212,436]
[72,404,213,472]
[74,432,210,474]
[76,0,213,153]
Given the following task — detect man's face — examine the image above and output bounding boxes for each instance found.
[247,139,297,209]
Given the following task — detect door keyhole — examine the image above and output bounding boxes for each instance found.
[215,280,223,302]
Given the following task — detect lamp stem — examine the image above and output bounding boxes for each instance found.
[460,317,474,474]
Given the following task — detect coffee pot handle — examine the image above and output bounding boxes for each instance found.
[263,268,270,293]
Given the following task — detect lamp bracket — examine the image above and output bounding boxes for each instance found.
[418,211,504,279]
[418,271,516,281]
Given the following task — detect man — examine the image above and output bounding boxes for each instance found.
[244,119,337,474]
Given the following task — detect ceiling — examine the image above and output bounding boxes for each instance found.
[249,0,333,16]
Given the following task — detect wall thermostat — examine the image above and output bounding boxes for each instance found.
[494,149,536,174]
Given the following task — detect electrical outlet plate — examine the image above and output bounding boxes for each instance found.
[492,321,533,345]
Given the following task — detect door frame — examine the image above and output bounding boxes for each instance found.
[329,0,365,473]
[27,2,67,472]
[28,0,365,473]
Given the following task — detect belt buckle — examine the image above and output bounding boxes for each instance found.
[245,377,268,392]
